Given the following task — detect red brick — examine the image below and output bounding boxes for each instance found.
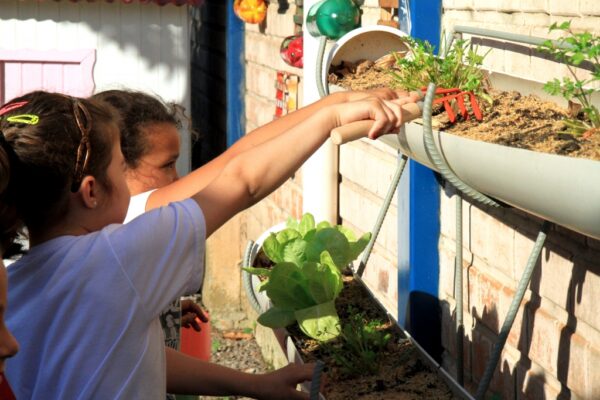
[469,266,503,334]
[587,343,600,398]
[378,268,389,293]
[517,367,562,399]
[557,331,587,397]
[527,307,560,377]
[471,326,505,394]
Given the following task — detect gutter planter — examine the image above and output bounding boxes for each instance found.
[392,122,600,240]
[326,25,600,241]
[242,215,467,400]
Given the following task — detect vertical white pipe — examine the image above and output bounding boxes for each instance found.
[301,0,339,224]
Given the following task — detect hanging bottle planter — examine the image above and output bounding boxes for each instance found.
[280,34,304,68]
[233,0,267,24]
[306,0,360,40]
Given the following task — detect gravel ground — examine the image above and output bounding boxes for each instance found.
[199,325,271,400]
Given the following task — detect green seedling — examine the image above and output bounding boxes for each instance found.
[538,21,600,136]
[390,34,491,103]
[325,308,392,377]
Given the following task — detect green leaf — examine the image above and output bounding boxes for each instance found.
[295,301,341,341]
[275,228,301,244]
[305,227,351,268]
[303,259,343,303]
[281,238,307,266]
[316,221,332,230]
[265,262,315,310]
[335,225,357,242]
[257,307,296,328]
[241,266,271,277]
[298,213,315,236]
[348,232,372,261]
[262,233,283,263]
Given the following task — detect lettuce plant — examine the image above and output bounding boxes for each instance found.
[244,213,371,341]
[260,213,371,271]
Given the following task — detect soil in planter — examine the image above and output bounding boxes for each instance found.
[251,246,458,399]
[330,61,600,161]
[287,274,457,400]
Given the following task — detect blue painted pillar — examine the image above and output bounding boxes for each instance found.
[226,4,245,147]
[397,0,443,361]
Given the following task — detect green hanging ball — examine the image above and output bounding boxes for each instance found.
[306,0,360,40]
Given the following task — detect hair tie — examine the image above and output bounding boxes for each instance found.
[0,101,28,116]
[5,114,39,125]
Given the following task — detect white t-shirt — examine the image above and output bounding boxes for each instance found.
[6,199,205,400]
[124,189,156,224]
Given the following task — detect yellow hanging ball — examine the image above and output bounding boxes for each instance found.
[233,0,267,25]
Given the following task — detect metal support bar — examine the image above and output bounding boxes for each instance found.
[421,83,502,208]
[356,154,408,277]
[475,220,552,399]
[455,192,464,385]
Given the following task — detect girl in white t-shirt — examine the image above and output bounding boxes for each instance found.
[0,90,412,399]
[94,90,208,363]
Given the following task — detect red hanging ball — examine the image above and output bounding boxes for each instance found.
[280,35,303,68]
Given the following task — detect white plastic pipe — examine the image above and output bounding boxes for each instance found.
[301,0,339,224]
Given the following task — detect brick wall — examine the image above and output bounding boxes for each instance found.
[438,3,600,399]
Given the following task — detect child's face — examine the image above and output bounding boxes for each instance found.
[126,122,180,195]
[0,262,19,373]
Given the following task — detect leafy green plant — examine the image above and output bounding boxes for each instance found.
[258,213,371,271]
[325,308,392,377]
[248,252,343,341]
[390,35,491,102]
[243,213,371,342]
[537,21,600,136]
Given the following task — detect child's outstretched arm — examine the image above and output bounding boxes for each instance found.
[146,89,419,211]
[166,347,315,399]
[194,96,412,237]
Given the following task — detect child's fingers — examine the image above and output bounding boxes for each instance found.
[367,99,403,139]
[181,299,209,322]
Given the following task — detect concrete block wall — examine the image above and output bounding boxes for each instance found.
[439,184,600,399]
[438,3,600,398]
[442,1,600,85]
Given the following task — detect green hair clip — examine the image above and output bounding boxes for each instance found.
[5,114,39,125]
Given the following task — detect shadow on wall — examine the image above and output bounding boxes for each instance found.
[441,198,600,399]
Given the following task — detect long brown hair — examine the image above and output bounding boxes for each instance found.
[0,91,118,246]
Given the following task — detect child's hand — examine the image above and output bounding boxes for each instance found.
[181,300,209,331]
[332,97,416,140]
[255,363,320,400]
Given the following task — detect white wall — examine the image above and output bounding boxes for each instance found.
[0,0,192,172]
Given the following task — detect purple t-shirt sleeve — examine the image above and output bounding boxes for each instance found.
[103,199,205,319]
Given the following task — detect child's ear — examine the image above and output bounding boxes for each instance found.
[79,176,100,209]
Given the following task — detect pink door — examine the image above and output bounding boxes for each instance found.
[0,49,95,105]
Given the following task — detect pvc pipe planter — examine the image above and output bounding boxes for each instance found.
[389,123,600,240]
[326,25,410,74]
[325,25,600,240]
[243,224,474,400]
[243,222,287,313]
